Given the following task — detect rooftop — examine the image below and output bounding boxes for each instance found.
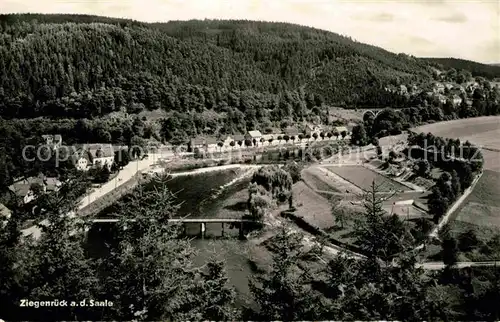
[247,130,262,138]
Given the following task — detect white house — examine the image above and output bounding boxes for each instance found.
[245,130,263,146]
[72,144,115,170]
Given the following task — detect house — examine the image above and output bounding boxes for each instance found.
[440,95,448,104]
[452,95,463,105]
[334,126,349,138]
[42,134,62,149]
[8,175,61,204]
[245,130,262,141]
[433,83,445,94]
[223,135,234,149]
[229,134,245,148]
[87,144,115,169]
[303,124,323,136]
[189,137,218,152]
[205,137,218,152]
[72,144,114,170]
[72,151,90,171]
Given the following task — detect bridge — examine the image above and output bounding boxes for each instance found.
[84,217,261,239]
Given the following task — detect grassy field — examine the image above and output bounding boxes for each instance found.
[323,165,408,192]
[292,181,337,230]
[424,170,500,261]
[301,168,342,193]
[413,116,500,172]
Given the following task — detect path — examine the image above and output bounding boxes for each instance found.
[419,261,500,270]
[428,171,483,239]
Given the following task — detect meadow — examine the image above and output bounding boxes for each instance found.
[413,116,500,172]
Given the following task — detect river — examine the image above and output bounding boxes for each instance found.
[86,167,262,308]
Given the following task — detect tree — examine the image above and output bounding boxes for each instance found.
[327,132,333,140]
[252,138,257,146]
[414,160,431,178]
[229,141,235,150]
[283,161,302,184]
[217,141,224,151]
[320,132,325,140]
[351,124,368,146]
[249,224,321,320]
[355,181,412,262]
[268,138,273,145]
[130,135,146,159]
[277,136,283,144]
[283,135,290,143]
[94,165,111,183]
[251,165,293,203]
[450,170,462,196]
[298,134,304,142]
[458,229,479,252]
[333,130,339,140]
[247,186,273,221]
[312,133,319,141]
[332,203,348,229]
[388,150,398,162]
[30,182,44,197]
[237,140,243,148]
[341,131,347,139]
[260,138,265,146]
[245,139,253,148]
[22,179,102,320]
[101,176,238,320]
[114,149,130,169]
[442,235,459,267]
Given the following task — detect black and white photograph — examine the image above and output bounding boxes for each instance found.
[0,0,499,320]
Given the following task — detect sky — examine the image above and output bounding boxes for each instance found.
[2,0,500,64]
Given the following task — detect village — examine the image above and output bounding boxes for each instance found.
[5,123,353,209]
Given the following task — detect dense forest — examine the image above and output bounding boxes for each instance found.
[424,58,500,80]
[0,14,432,126]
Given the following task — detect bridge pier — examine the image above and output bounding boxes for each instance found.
[221,222,224,237]
[238,223,244,240]
[200,222,206,239]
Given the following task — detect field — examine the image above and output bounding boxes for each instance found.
[430,170,500,261]
[301,168,342,193]
[323,165,408,192]
[413,116,500,172]
[453,170,500,228]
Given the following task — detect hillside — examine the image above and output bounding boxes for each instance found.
[0,15,435,121]
[0,14,498,151]
[423,57,500,80]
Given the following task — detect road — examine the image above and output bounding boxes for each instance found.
[21,154,162,239]
[419,261,500,270]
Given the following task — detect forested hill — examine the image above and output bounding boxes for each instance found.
[0,14,436,122]
[423,57,500,80]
